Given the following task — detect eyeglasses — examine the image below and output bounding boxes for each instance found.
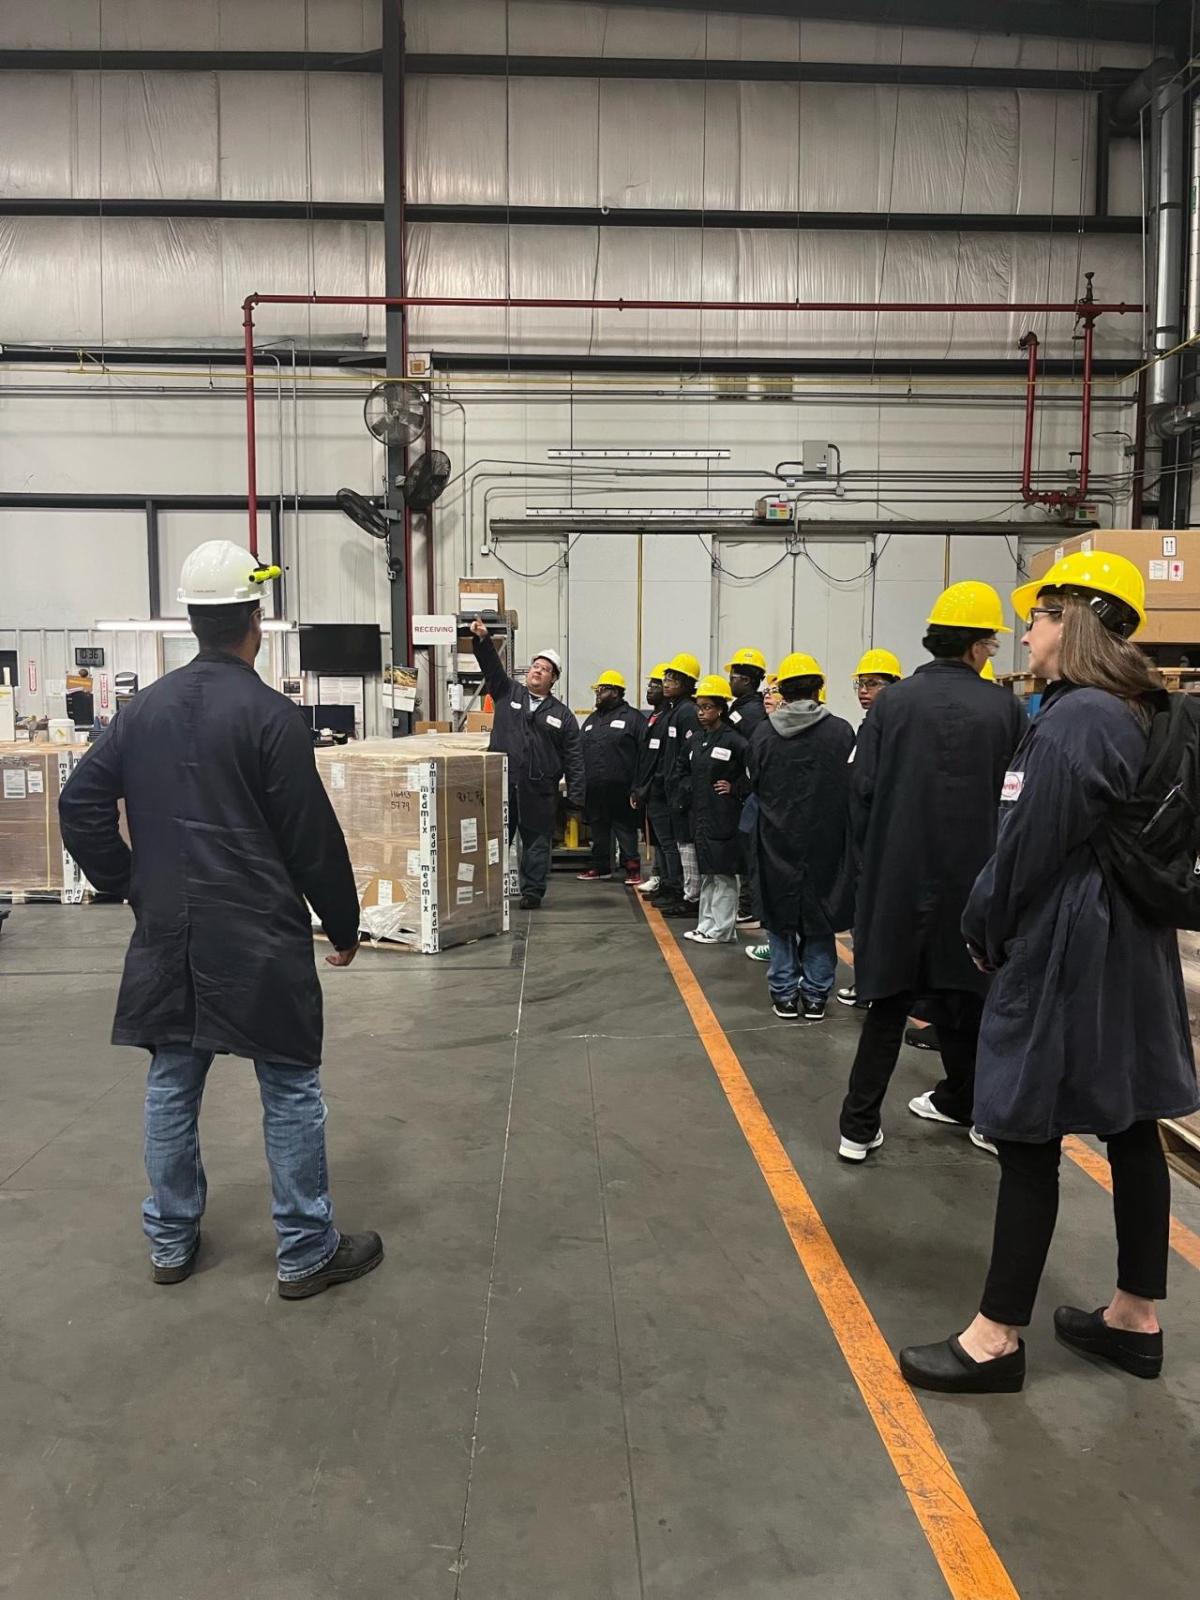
[1026,607,1065,627]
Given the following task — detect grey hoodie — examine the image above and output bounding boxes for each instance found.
[768,699,828,739]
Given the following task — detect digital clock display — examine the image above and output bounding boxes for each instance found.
[75,647,106,668]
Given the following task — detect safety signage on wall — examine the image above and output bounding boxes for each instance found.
[27,659,38,694]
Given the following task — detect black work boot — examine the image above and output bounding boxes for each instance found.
[278,1232,384,1301]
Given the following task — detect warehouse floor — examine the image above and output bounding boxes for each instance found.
[2,885,1199,1600]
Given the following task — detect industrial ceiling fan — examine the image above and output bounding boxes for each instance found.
[336,451,452,542]
[363,381,426,448]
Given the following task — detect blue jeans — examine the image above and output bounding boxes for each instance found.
[767,931,838,1005]
[142,1044,339,1282]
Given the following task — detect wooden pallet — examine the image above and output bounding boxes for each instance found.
[1160,1113,1200,1190]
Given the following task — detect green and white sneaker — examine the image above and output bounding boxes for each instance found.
[744,942,770,962]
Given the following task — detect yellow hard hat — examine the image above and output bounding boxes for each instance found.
[1011,548,1146,637]
[590,669,627,691]
[695,673,734,700]
[979,659,997,681]
[665,651,702,680]
[648,662,669,680]
[926,580,1011,634]
[854,648,902,680]
[723,646,767,673]
[776,651,824,682]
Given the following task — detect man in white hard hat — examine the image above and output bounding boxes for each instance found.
[469,616,584,908]
[59,539,383,1299]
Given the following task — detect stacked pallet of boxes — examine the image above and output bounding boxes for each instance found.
[315,734,509,952]
[0,743,90,902]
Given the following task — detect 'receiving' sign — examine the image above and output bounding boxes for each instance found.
[411,613,457,648]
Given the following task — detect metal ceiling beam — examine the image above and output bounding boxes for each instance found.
[0,197,1142,234]
[0,345,1134,380]
[556,0,1167,47]
[0,48,1140,90]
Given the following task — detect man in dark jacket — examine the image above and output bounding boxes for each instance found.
[724,647,768,922]
[578,669,647,883]
[470,616,584,909]
[749,652,855,1021]
[631,662,670,895]
[837,580,1027,1162]
[58,539,382,1299]
[650,652,703,917]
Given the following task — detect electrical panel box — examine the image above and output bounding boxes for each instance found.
[802,440,830,477]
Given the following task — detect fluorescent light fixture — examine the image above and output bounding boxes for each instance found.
[95,619,294,633]
[524,507,740,519]
[547,448,730,460]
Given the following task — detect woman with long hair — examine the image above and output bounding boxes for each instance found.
[900,551,1199,1394]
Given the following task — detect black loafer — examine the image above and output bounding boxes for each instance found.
[152,1232,201,1285]
[518,895,541,911]
[1054,1306,1163,1379]
[899,1334,1026,1394]
[278,1231,384,1301]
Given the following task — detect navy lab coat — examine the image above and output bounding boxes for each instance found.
[965,683,1200,1142]
[580,699,647,787]
[58,651,360,1069]
[749,702,857,937]
[851,659,1026,1002]
[689,721,749,875]
[473,631,585,835]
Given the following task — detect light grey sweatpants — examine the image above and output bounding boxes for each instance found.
[696,873,738,941]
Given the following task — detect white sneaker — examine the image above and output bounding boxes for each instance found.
[636,876,661,896]
[969,1127,999,1156]
[744,942,770,962]
[908,1091,966,1127]
[686,929,722,944]
[838,1129,884,1163]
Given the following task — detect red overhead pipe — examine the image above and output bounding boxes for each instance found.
[1018,310,1097,510]
[242,291,1140,545]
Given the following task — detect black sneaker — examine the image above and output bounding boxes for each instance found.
[772,997,800,1019]
[802,997,827,1021]
[518,894,542,910]
[660,900,694,918]
[278,1231,384,1301]
[152,1232,201,1285]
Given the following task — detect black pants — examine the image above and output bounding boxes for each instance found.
[839,990,980,1143]
[586,782,641,875]
[980,1120,1171,1326]
[508,791,552,903]
[646,793,682,896]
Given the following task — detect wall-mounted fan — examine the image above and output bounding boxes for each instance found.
[363,381,426,448]
[400,450,451,512]
[335,487,392,541]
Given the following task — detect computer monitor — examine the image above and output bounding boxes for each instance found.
[313,704,356,735]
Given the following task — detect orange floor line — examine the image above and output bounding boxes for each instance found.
[641,901,1019,1600]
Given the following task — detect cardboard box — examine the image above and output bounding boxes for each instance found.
[459,576,506,615]
[464,711,494,732]
[414,720,452,734]
[315,735,508,953]
[1028,530,1200,645]
[0,743,89,899]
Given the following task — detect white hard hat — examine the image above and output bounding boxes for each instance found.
[178,540,281,606]
[531,648,562,676]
